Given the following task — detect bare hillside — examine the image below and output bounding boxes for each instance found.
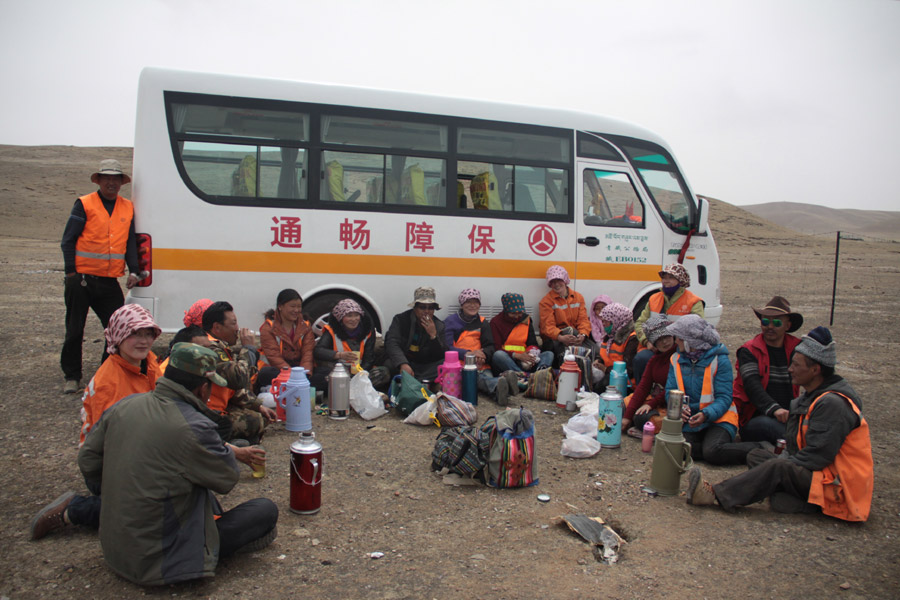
[740,200,900,242]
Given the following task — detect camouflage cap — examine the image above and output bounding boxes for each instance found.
[167,342,227,386]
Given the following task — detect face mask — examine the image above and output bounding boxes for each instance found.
[604,324,613,334]
[662,284,681,296]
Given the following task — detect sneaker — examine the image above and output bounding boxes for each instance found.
[626,426,643,439]
[236,526,278,554]
[496,377,509,406]
[63,379,82,394]
[685,467,717,507]
[31,491,76,540]
[502,371,520,396]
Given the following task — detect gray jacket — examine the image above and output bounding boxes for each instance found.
[785,375,862,472]
[78,377,240,586]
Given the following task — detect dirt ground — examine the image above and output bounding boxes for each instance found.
[1,146,898,599]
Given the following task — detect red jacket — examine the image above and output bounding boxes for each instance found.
[732,333,801,426]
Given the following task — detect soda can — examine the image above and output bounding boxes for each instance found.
[774,439,786,455]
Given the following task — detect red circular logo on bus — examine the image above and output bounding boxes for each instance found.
[528,224,557,256]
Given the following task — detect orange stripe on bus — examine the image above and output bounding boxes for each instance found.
[153,248,661,281]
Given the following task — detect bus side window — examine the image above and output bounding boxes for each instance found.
[324,160,345,202]
[583,169,644,228]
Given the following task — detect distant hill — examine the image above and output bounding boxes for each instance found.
[738,201,900,242]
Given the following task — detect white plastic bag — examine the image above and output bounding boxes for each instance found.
[403,398,437,425]
[561,433,602,458]
[349,371,388,420]
[563,411,599,437]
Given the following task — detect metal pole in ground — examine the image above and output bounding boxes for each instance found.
[830,231,841,326]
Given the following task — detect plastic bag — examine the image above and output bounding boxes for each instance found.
[563,411,599,437]
[403,398,437,425]
[561,433,602,458]
[349,371,388,420]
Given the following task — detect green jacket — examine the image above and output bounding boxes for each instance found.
[78,377,240,586]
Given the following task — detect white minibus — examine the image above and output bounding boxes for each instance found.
[127,67,721,334]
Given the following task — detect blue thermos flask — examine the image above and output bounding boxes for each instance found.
[462,353,478,406]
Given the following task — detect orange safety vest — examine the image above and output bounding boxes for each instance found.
[798,392,873,522]
[455,317,491,370]
[74,192,133,278]
[207,333,234,414]
[600,331,635,368]
[322,323,370,364]
[670,354,739,428]
[501,318,531,353]
[648,289,702,321]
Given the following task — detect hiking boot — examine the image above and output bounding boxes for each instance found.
[685,467,717,507]
[63,379,82,394]
[31,491,76,540]
[502,371,520,396]
[496,377,509,406]
[236,526,278,554]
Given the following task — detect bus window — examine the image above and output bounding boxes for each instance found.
[181,142,257,197]
[457,162,568,215]
[458,127,569,163]
[320,151,445,205]
[458,161,510,210]
[322,115,446,152]
[582,169,643,227]
[637,169,691,232]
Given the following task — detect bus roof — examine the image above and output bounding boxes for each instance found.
[138,66,668,150]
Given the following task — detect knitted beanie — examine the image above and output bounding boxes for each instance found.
[795,326,837,367]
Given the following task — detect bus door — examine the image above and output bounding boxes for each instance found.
[575,161,664,305]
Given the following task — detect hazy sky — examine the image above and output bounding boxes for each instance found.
[2,0,898,211]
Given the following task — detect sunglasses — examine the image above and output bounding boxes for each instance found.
[760,317,783,327]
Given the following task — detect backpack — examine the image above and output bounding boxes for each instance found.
[484,407,539,488]
[431,425,489,478]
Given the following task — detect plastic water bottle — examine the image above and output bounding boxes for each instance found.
[642,421,656,453]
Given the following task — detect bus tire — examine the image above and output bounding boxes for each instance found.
[632,292,656,322]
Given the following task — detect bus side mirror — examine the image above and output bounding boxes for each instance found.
[696,196,710,235]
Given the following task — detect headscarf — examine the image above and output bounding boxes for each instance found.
[332,299,363,322]
[105,304,161,355]
[665,314,720,356]
[545,265,570,287]
[642,314,673,345]
[660,263,690,288]
[183,298,213,328]
[501,292,525,313]
[599,302,634,342]
[589,294,613,342]
[458,288,481,306]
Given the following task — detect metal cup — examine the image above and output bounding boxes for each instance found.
[665,390,684,419]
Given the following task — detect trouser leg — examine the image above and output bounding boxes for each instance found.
[61,275,91,380]
[632,349,653,386]
[491,351,520,375]
[703,425,764,465]
[740,415,786,444]
[633,409,659,430]
[66,494,101,529]
[216,498,279,558]
[535,351,554,370]
[477,370,499,395]
[712,454,813,512]
[87,276,124,365]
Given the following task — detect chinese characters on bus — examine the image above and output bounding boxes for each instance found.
[604,232,649,264]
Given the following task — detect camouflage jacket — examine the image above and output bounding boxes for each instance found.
[207,336,262,411]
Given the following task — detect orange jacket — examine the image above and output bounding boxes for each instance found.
[80,352,162,446]
[74,192,133,278]
[259,316,314,371]
[539,288,591,340]
[799,392,873,522]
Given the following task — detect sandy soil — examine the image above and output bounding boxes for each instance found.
[1,146,898,599]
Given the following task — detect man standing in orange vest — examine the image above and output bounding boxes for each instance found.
[60,160,141,394]
[686,327,873,522]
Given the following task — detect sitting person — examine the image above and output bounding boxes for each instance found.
[42,343,278,584]
[592,302,639,388]
[665,315,763,465]
[621,314,675,435]
[384,287,447,382]
[314,299,389,391]
[733,296,802,445]
[633,263,704,383]
[687,327,873,522]
[203,301,276,444]
[443,288,518,405]
[588,294,613,345]
[80,304,163,446]
[538,265,594,365]
[490,292,554,376]
[158,325,210,369]
[259,289,315,372]
[182,298,213,328]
